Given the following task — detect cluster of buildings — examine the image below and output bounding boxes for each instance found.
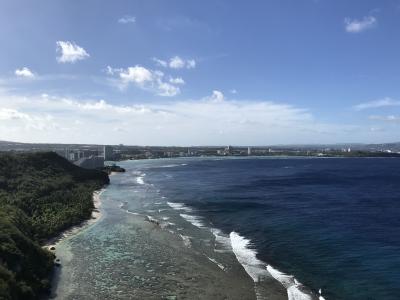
[216,146,253,156]
[58,145,359,166]
[60,145,116,169]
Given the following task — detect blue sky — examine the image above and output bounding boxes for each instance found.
[1,0,400,145]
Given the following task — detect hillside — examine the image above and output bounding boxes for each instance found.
[0,152,109,299]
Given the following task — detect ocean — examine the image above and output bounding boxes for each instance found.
[53,157,400,299]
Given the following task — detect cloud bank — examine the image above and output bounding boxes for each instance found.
[0,89,358,145]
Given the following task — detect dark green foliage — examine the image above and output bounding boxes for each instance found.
[0,152,109,299]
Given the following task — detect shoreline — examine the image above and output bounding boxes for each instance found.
[47,188,107,300]
[44,189,105,250]
[49,169,300,299]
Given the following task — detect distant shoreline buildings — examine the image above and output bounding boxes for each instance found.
[1,141,400,165]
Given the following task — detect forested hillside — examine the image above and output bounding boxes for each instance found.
[0,152,109,299]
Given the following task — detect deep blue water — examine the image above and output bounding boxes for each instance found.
[144,157,400,299]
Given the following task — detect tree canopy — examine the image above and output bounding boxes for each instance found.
[0,152,109,299]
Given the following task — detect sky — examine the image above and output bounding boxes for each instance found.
[1,0,400,146]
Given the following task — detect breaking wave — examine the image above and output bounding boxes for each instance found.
[230,232,322,300]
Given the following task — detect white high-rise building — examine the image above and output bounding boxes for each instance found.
[247,147,252,155]
[103,145,114,161]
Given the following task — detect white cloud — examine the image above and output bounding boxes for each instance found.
[186,59,196,69]
[169,56,196,69]
[56,41,90,63]
[119,66,153,84]
[354,98,400,110]
[0,108,30,120]
[230,89,237,94]
[108,65,181,96]
[118,16,136,24]
[15,67,35,78]
[345,16,376,33]
[169,77,185,85]
[169,56,185,69]
[157,82,180,97]
[208,90,225,102]
[153,57,167,67]
[154,56,196,69]
[106,65,117,75]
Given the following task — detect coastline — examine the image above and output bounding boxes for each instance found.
[44,189,105,250]
[49,166,298,300]
[49,172,266,300]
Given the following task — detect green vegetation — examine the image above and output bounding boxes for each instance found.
[0,152,109,299]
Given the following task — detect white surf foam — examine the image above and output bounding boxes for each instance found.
[167,201,205,229]
[119,201,127,209]
[318,289,326,300]
[211,228,232,251]
[179,213,205,228]
[267,265,319,300]
[167,202,193,212]
[160,164,181,168]
[179,234,192,247]
[136,175,145,185]
[230,232,321,300]
[146,215,159,223]
[205,255,225,270]
[229,231,270,282]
